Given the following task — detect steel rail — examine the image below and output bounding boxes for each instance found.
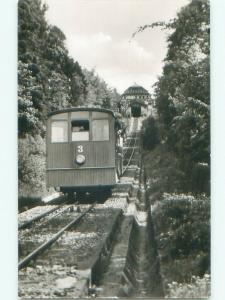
[122,118,138,158]
[122,135,133,158]
[19,206,61,230]
[121,133,137,176]
[121,118,139,176]
[19,205,75,234]
[123,118,138,157]
[18,197,68,230]
[18,203,96,270]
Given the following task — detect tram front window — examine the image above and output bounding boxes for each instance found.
[51,121,68,143]
[92,119,109,141]
[71,120,89,141]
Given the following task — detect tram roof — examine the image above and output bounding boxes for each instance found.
[48,107,116,118]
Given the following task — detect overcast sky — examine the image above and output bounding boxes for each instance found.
[45,0,189,94]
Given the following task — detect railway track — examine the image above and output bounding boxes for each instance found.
[18,201,125,298]
[123,118,139,156]
[18,193,65,213]
[122,117,141,176]
[19,203,68,230]
[18,117,164,298]
[19,203,95,270]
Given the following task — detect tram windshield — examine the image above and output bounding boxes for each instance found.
[51,121,68,143]
[92,119,109,141]
[71,119,89,141]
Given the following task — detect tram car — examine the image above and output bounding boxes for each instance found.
[130,103,141,117]
[46,107,123,194]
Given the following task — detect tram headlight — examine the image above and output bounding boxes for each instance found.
[76,154,86,165]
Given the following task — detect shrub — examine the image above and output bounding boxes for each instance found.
[142,116,160,150]
[191,162,210,195]
[18,134,47,196]
[152,193,210,285]
[167,274,210,298]
[143,144,185,198]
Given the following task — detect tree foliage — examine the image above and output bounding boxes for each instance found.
[18,134,46,196]
[138,2,210,293]
[82,68,120,109]
[18,0,86,136]
[152,193,210,285]
[142,116,160,150]
[141,0,210,194]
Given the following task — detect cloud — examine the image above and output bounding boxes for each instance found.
[66,32,156,92]
[45,0,190,93]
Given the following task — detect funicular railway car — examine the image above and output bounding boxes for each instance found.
[131,102,141,117]
[46,107,123,195]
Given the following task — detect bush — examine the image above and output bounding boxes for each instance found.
[18,134,47,197]
[151,193,210,285]
[191,162,210,195]
[167,274,210,298]
[143,144,185,198]
[142,116,160,150]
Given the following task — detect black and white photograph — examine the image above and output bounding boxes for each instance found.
[17,0,211,298]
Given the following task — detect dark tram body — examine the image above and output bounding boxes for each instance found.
[46,108,123,193]
[131,102,141,117]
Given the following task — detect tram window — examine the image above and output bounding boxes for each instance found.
[71,111,89,120]
[71,120,89,141]
[51,121,68,143]
[92,119,109,141]
[92,112,109,119]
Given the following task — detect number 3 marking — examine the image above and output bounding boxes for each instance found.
[77,145,83,153]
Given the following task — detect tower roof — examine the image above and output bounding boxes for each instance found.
[122,83,149,96]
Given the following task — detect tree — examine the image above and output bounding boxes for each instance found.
[83,68,120,108]
[138,0,210,193]
[142,116,160,150]
[18,61,44,136]
[18,0,88,137]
